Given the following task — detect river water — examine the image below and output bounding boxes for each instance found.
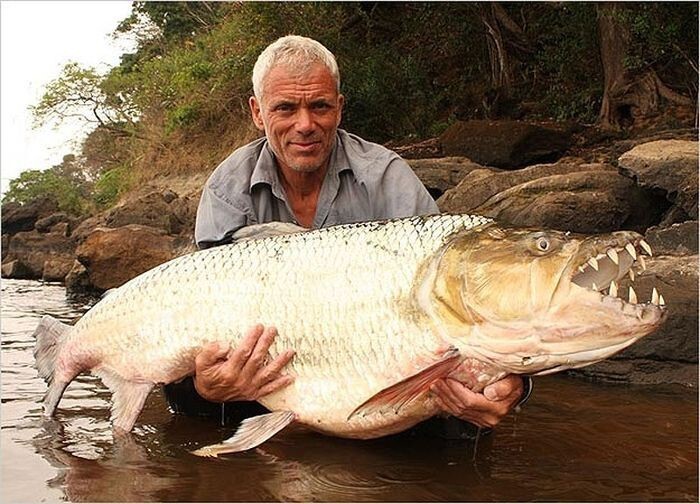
[1,278,697,502]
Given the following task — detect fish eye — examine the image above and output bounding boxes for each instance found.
[536,238,550,251]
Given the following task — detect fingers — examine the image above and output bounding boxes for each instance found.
[241,325,279,375]
[431,376,521,428]
[256,375,295,397]
[226,324,265,370]
[483,374,523,402]
[195,341,231,370]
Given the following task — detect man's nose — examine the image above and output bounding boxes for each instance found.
[295,107,315,135]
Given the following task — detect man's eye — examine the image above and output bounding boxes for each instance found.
[311,102,331,110]
[275,104,294,112]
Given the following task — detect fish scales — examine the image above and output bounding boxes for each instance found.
[52,214,491,436]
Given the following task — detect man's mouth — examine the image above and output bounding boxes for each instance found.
[289,140,321,152]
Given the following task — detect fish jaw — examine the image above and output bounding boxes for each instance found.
[423,226,667,376]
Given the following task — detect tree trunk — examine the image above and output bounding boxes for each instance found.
[597,2,693,129]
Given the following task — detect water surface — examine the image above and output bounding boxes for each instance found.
[1,279,697,501]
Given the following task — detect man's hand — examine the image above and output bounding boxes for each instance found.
[431,374,525,428]
[193,324,295,403]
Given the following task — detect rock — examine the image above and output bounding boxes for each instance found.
[3,230,76,279]
[65,261,93,293]
[104,191,185,234]
[438,160,669,233]
[390,137,443,159]
[618,140,698,222]
[72,215,105,244]
[1,197,59,235]
[439,159,615,212]
[645,221,698,256]
[1,235,8,261]
[1,259,32,279]
[572,255,698,386]
[439,120,574,169]
[42,257,75,282]
[407,157,490,199]
[35,212,70,233]
[49,222,71,237]
[76,225,178,290]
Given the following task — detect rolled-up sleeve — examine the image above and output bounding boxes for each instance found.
[194,185,248,249]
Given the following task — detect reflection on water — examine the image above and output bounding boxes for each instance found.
[1,279,697,502]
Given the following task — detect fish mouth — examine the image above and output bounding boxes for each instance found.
[566,233,667,321]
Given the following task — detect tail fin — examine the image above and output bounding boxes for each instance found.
[33,315,72,383]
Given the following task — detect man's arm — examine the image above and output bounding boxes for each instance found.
[195,182,249,249]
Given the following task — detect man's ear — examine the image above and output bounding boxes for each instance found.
[249,96,265,131]
[336,94,345,126]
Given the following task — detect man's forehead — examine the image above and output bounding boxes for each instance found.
[262,63,337,96]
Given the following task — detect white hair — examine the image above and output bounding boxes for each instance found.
[252,35,340,102]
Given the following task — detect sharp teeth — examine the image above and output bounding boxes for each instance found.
[592,282,599,291]
[651,287,659,305]
[628,286,638,304]
[607,248,619,265]
[628,269,635,281]
[659,294,666,306]
[609,280,618,297]
[639,256,647,271]
[588,257,599,271]
[625,243,637,260]
[578,265,586,273]
[640,239,653,256]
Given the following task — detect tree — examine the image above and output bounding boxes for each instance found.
[32,62,140,137]
[597,2,695,129]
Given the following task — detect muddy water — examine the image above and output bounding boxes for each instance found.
[1,279,697,502]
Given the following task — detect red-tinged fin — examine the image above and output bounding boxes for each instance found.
[191,411,296,458]
[33,315,74,417]
[33,315,71,383]
[95,368,154,432]
[347,346,462,421]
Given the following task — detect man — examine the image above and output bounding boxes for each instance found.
[166,35,530,435]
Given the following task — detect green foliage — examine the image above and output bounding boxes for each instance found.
[25,1,696,218]
[2,168,86,215]
[92,165,132,209]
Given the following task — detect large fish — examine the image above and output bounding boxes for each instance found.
[33,214,666,457]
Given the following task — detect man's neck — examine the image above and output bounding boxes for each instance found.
[276,161,329,227]
[277,162,329,198]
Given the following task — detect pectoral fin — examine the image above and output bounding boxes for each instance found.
[192,410,296,458]
[348,346,461,420]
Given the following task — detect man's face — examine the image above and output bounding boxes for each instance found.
[249,63,344,174]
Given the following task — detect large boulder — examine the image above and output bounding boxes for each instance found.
[1,197,59,235]
[407,157,490,199]
[2,230,76,279]
[438,160,669,233]
[644,221,698,256]
[103,190,195,235]
[1,259,33,279]
[42,257,75,282]
[439,120,574,169]
[35,212,72,233]
[75,225,179,290]
[618,140,698,223]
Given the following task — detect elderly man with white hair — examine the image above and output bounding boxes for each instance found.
[165,35,530,438]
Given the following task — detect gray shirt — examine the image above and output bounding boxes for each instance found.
[195,129,438,248]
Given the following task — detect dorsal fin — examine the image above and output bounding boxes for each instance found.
[232,222,308,241]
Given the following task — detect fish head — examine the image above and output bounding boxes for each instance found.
[432,225,667,374]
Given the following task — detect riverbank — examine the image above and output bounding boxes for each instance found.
[2,120,698,386]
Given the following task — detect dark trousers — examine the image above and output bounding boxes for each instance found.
[163,377,484,440]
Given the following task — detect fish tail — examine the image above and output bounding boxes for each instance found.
[32,315,72,417]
